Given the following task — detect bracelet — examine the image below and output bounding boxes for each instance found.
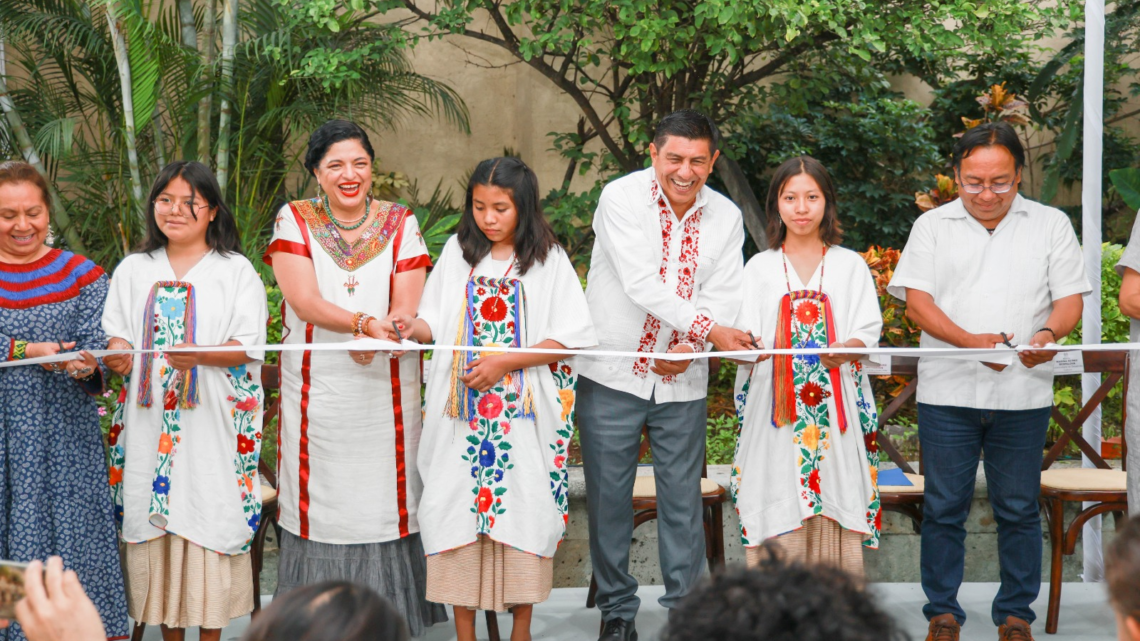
[351,312,376,338]
[1037,327,1057,341]
[11,340,27,360]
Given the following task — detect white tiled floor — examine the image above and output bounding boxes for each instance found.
[142,583,1117,640]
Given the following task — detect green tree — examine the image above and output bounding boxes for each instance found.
[394,0,1066,250]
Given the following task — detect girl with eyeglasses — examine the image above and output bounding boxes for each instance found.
[102,161,268,641]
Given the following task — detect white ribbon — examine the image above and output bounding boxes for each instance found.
[4,338,1125,370]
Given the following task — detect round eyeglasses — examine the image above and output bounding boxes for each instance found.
[153,196,209,218]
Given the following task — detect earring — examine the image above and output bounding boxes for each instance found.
[45,225,56,246]
[316,183,323,199]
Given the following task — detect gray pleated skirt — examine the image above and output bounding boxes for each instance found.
[275,530,448,637]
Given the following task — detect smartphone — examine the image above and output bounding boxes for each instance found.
[0,561,30,618]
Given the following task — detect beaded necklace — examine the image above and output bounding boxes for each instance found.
[322,194,372,231]
[781,243,827,342]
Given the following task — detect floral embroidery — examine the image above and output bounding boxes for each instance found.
[109,383,129,530]
[633,180,705,380]
[148,286,192,524]
[227,363,264,551]
[850,359,882,549]
[289,198,407,272]
[783,294,834,515]
[730,376,751,546]
[344,274,358,296]
[548,361,577,529]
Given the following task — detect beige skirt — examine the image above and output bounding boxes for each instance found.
[425,535,552,612]
[746,516,865,577]
[124,534,254,629]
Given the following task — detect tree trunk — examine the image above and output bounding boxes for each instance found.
[197,0,216,164]
[214,0,237,193]
[106,8,145,220]
[0,73,87,253]
[717,154,766,249]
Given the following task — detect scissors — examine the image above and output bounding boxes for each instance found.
[391,321,404,342]
[747,331,761,350]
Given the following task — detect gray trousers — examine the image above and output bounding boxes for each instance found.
[577,375,708,622]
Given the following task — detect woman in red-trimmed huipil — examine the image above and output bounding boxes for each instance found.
[264,120,445,635]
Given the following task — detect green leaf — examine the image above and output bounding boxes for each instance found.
[1110,168,1140,212]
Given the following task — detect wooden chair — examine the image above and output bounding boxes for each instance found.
[1039,350,1129,634]
[583,425,729,609]
[875,356,927,531]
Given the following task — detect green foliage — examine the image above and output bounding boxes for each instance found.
[1111,168,1140,213]
[1,0,468,272]
[731,97,943,250]
[399,180,461,261]
[706,414,738,466]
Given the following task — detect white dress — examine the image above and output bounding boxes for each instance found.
[417,237,597,558]
[731,246,883,549]
[264,198,432,545]
[102,249,268,555]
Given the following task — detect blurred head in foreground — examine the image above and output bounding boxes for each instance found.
[241,581,409,641]
[1108,515,1140,641]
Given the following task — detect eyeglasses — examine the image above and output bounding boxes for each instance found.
[153,196,209,218]
[960,182,1014,195]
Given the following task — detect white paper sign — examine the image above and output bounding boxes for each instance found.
[862,355,891,376]
[1052,350,1084,376]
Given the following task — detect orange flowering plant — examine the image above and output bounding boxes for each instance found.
[860,245,921,398]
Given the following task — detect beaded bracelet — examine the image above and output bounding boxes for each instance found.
[352,312,377,338]
[11,340,27,360]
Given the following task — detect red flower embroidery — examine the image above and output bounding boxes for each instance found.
[469,418,479,431]
[874,509,882,530]
[554,455,565,469]
[477,287,486,296]
[489,515,496,528]
[163,391,178,411]
[235,396,258,412]
[478,394,503,419]
[799,382,824,407]
[808,469,821,494]
[561,364,571,374]
[237,434,256,455]
[795,301,820,325]
[108,423,122,446]
[480,296,508,321]
[864,432,879,454]
[476,487,493,513]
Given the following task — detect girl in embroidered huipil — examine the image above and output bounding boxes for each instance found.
[0,161,128,641]
[732,156,882,576]
[102,162,268,640]
[387,157,596,641]
[263,120,445,636]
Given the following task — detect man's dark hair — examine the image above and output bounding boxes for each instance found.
[139,160,241,256]
[303,119,376,176]
[241,581,409,641]
[1107,514,1140,623]
[653,109,719,154]
[952,121,1025,173]
[764,155,843,250]
[663,550,907,641]
[457,156,559,275]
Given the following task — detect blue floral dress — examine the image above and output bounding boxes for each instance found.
[0,249,128,641]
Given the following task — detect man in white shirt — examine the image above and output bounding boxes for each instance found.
[577,110,751,641]
[888,122,1090,641]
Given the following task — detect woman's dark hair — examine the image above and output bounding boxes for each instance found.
[952,121,1025,173]
[303,119,375,176]
[139,161,241,255]
[653,109,720,154]
[0,161,52,211]
[1107,514,1140,622]
[664,546,906,641]
[240,581,409,641]
[764,155,843,250]
[457,157,558,275]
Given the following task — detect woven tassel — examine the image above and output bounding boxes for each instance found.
[445,292,473,420]
[136,285,161,408]
[177,284,200,409]
[822,295,848,434]
[771,293,796,428]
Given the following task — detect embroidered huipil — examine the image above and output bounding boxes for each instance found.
[264,199,431,544]
[102,250,268,556]
[417,237,596,558]
[577,167,744,402]
[731,247,882,548]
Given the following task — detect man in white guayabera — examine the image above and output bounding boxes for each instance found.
[888,121,1089,641]
[576,109,751,641]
